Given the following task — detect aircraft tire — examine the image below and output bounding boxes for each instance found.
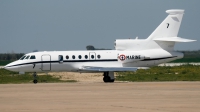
[33,79,38,84]
[103,76,115,83]
[103,76,111,83]
[110,79,115,82]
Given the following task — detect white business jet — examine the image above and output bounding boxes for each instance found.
[4,9,196,84]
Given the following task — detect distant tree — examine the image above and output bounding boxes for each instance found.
[6,54,11,60]
[33,49,39,52]
[86,45,111,50]
[16,53,24,60]
[86,45,95,50]
[11,50,16,60]
[0,53,24,61]
[95,48,112,50]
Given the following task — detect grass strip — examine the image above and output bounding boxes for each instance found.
[116,64,200,82]
[0,69,76,84]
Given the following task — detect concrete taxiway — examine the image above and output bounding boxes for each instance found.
[0,82,200,112]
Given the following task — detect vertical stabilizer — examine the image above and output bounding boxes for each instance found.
[147,9,184,40]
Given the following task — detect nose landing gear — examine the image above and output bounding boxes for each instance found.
[33,72,38,84]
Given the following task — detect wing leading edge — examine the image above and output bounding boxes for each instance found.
[80,66,138,72]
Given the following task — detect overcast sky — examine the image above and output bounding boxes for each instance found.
[0,0,199,53]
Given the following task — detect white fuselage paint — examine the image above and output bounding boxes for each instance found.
[4,49,183,73]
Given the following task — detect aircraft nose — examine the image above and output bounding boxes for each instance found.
[4,64,19,72]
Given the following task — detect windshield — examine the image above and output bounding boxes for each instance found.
[25,55,30,59]
[19,55,26,60]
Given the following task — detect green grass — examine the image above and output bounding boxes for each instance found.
[1,65,200,83]
[0,60,13,66]
[116,65,200,82]
[0,68,76,84]
[170,57,200,63]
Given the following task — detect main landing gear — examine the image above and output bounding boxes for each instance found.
[33,72,38,84]
[103,72,115,83]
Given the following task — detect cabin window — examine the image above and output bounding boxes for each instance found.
[30,55,36,59]
[91,55,94,59]
[72,55,75,59]
[97,55,101,59]
[19,55,26,60]
[78,55,82,59]
[59,55,63,63]
[25,55,30,59]
[85,55,88,59]
[66,55,69,59]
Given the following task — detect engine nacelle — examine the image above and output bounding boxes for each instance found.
[115,39,137,50]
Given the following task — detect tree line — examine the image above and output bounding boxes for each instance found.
[86,45,111,50]
[0,45,105,61]
[179,50,200,58]
[0,53,24,61]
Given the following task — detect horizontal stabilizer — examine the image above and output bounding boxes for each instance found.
[166,9,184,15]
[153,37,196,42]
[80,66,138,72]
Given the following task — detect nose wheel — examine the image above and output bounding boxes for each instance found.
[33,79,38,84]
[33,72,38,84]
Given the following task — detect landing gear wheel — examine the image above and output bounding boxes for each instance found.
[110,79,115,82]
[103,76,111,83]
[103,72,115,83]
[33,79,38,84]
[103,76,115,83]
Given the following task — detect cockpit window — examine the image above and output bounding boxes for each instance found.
[30,55,36,59]
[25,55,30,59]
[19,55,26,60]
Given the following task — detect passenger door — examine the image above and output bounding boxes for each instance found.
[41,55,51,71]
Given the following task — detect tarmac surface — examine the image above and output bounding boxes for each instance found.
[0,82,200,112]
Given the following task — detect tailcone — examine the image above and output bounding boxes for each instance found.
[172,51,183,60]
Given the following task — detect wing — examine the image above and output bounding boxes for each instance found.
[79,66,138,72]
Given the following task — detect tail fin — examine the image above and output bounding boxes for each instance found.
[148,9,184,40]
[147,9,196,51]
